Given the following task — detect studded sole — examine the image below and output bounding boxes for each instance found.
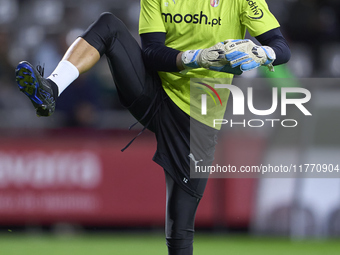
[16,62,44,106]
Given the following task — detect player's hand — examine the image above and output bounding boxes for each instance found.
[181,39,276,75]
[223,39,276,72]
[181,42,226,69]
[181,42,243,75]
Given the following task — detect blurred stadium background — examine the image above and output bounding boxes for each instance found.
[1,0,340,254]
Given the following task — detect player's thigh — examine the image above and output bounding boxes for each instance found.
[82,12,147,106]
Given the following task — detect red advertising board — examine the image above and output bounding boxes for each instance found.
[0,129,259,228]
[0,130,216,227]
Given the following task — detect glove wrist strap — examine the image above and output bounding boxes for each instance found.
[262,46,276,65]
[181,49,202,69]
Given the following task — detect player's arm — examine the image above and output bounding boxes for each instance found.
[139,0,185,72]
[141,32,182,72]
[142,33,243,74]
[141,33,241,74]
[141,28,290,74]
[255,27,291,66]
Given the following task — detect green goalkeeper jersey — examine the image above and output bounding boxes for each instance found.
[139,0,280,129]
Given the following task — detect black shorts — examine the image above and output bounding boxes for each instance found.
[152,90,219,198]
[128,85,218,198]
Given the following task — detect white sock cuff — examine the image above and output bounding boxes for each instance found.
[48,60,80,96]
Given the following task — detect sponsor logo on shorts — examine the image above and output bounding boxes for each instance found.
[189,153,203,168]
[246,0,264,19]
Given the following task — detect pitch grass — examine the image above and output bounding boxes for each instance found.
[1,232,340,255]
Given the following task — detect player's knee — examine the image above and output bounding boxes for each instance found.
[98,12,115,24]
[97,12,125,33]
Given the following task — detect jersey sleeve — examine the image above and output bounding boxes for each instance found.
[240,0,280,37]
[139,0,166,34]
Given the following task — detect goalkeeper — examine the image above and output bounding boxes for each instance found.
[15,0,290,254]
